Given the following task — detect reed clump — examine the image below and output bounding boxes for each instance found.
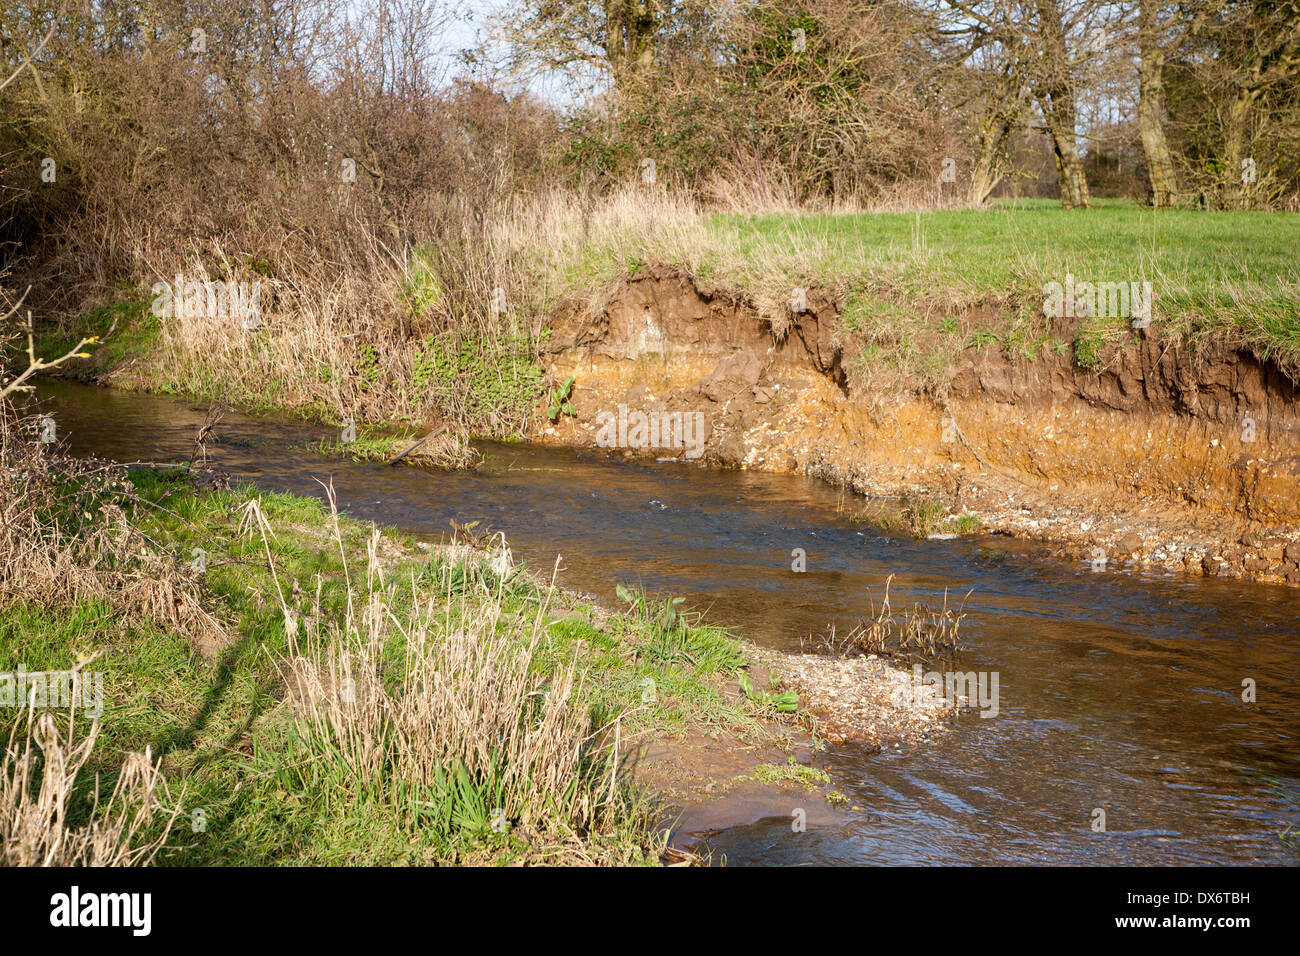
[0,711,180,867]
[822,574,968,666]
[263,490,644,863]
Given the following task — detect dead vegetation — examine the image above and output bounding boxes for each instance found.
[247,488,651,864]
[820,575,969,666]
[0,411,228,657]
[0,711,180,867]
[0,406,210,866]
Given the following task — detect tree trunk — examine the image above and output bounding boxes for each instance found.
[1033,0,1090,209]
[1224,88,1258,205]
[605,0,661,91]
[1043,100,1091,209]
[970,113,1013,205]
[1137,0,1179,207]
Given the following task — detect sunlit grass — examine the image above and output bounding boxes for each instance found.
[1,463,763,865]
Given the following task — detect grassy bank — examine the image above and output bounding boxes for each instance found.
[711,201,1298,352]
[26,196,1300,438]
[0,439,771,865]
[522,195,1300,378]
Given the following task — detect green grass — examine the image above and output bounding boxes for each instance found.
[27,298,160,375]
[752,758,831,789]
[704,201,1300,366]
[874,499,979,539]
[524,197,1299,383]
[311,425,420,463]
[948,513,980,536]
[0,469,767,865]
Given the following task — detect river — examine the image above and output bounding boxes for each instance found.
[33,381,1300,865]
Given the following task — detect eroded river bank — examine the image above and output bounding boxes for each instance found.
[541,270,1300,588]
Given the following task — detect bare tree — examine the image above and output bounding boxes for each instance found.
[967,44,1033,204]
[939,0,1110,208]
[929,2,1035,204]
[1219,0,1300,203]
[0,0,66,94]
[497,1,729,95]
[1030,0,1094,208]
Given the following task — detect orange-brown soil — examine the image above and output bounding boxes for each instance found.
[539,269,1300,586]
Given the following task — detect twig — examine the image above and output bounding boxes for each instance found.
[386,426,445,465]
[0,290,101,400]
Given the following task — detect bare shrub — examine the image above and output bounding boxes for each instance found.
[556,0,962,208]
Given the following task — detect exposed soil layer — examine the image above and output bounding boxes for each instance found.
[540,268,1300,586]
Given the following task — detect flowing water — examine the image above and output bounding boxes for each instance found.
[33,382,1300,865]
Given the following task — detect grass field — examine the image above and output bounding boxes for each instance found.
[707,199,1300,358]
[510,194,1300,395]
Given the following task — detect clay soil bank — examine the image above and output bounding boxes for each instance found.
[538,270,1300,588]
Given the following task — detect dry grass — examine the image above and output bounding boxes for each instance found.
[503,184,969,342]
[0,331,189,868]
[0,710,179,866]
[0,410,229,657]
[115,206,548,438]
[138,241,418,421]
[506,185,812,335]
[822,574,968,666]
[256,488,642,863]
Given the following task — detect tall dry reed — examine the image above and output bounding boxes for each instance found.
[1,710,179,866]
[260,489,631,856]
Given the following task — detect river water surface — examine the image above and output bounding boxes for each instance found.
[35,382,1300,865]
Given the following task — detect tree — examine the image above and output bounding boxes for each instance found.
[928,2,1035,205]
[937,0,1110,209]
[1161,0,1300,206]
[500,1,726,95]
[1137,0,1179,206]
[1030,0,1093,208]
[1218,0,1300,203]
